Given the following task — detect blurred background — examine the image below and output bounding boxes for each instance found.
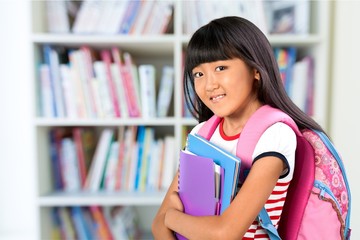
[0,0,359,239]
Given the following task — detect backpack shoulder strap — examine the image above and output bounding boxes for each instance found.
[197,115,222,140]
[237,105,301,170]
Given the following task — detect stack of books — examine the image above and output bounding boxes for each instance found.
[176,133,241,239]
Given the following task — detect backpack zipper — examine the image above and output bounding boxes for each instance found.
[314,179,341,212]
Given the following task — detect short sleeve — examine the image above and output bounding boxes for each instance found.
[252,122,297,179]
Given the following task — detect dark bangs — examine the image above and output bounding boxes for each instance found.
[185,25,238,72]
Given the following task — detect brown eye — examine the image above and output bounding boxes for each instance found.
[215,66,226,71]
[193,72,203,78]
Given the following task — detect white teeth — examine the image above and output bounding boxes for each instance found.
[211,94,225,101]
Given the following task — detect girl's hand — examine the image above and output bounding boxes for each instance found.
[168,191,184,212]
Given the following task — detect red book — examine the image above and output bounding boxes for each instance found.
[111,47,141,117]
[101,49,121,118]
[73,128,86,187]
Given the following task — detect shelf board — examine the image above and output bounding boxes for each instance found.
[34,117,179,126]
[31,33,176,56]
[38,191,166,206]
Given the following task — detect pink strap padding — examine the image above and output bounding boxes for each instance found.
[197,115,222,140]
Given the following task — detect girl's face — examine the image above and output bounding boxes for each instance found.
[193,58,260,119]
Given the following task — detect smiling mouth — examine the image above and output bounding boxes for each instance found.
[210,94,226,102]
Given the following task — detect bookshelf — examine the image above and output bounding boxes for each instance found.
[30,1,330,239]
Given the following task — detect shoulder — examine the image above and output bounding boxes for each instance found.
[189,121,206,135]
[253,122,297,178]
[261,122,296,143]
[254,122,297,155]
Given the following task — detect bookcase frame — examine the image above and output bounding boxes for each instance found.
[30,1,330,238]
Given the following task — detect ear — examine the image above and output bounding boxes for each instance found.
[254,69,260,81]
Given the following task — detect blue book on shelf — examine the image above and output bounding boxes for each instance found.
[186,133,241,213]
[70,207,92,240]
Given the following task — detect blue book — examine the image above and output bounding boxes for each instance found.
[70,207,92,240]
[186,133,241,213]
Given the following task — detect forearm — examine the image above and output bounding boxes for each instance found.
[152,212,176,240]
[165,208,224,240]
[152,173,180,239]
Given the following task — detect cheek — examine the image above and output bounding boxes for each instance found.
[194,81,204,95]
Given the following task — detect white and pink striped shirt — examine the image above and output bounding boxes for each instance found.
[190,120,296,239]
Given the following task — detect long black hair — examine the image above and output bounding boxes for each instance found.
[183,16,324,132]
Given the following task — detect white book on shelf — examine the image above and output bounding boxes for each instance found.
[138,64,156,118]
[93,61,115,118]
[157,65,174,117]
[68,51,88,118]
[106,0,130,34]
[46,0,70,33]
[39,64,55,118]
[130,0,154,34]
[142,1,173,34]
[71,0,89,33]
[89,77,104,118]
[75,50,95,118]
[85,128,114,192]
[103,141,119,191]
[61,138,81,192]
[147,139,162,190]
[79,47,98,118]
[72,0,102,34]
[94,1,114,34]
[290,59,308,112]
[60,64,77,118]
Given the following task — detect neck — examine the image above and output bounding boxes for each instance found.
[222,102,263,136]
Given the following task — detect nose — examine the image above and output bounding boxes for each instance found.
[205,73,219,91]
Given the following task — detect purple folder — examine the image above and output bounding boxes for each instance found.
[176,150,223,240]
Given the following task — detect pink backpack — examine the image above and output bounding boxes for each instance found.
[197,105,351,240]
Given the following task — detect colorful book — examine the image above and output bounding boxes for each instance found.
[176,150,223,240]
[186,133,241,213]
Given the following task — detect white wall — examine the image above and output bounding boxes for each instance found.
[0,1,358,239]
[0,1,36,240]
[331,1,360,238]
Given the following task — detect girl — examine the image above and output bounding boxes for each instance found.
[152,16,324,239]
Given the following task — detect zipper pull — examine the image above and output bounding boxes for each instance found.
[319,186,326,200]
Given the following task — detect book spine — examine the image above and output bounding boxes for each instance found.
[73,128,87,187]
[101,50,121,118]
